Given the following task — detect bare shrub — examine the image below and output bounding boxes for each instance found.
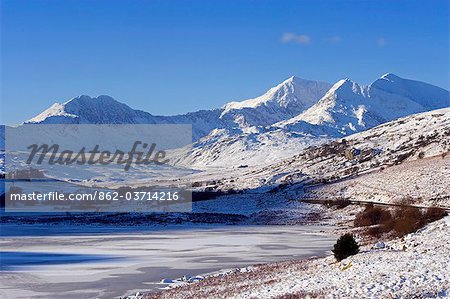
[424,206,448,223]
[354,205,392,227]
[391,205,447,237]
[392,206,424,236]
[354,202,447,238]
[365,225,383,238]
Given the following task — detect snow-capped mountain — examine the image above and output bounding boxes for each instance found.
[173,74,449,168]
[25,76,331,141]
[220,76,331,128]
[278,73,449,136]
[28,95,152,124]
[27,95,226,141]
[27,73,448,142]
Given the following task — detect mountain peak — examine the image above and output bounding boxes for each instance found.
[370,73,449,110]
[26,95,146,125]
[222,76,331,113]
[279,73,449,136]
[64,94,118,105]
[283,75,322,86]
[283,75,304,83]
[380,73,400,81]
[326,78,364,98]
[284,75,298,82]
[335,78,352,86]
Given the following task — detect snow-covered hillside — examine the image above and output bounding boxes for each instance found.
[306,155,450,208]
[171,127,331,169]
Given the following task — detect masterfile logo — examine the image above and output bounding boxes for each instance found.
[4,124,193,212]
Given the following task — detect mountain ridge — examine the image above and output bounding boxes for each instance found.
[277,73,449,136]
[24,73,449,151]
[26,76,333,140]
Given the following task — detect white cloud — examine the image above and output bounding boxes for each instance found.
[281,33,311,44]
[377,37,386,47]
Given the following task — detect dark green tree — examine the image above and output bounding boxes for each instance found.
[332,233,360,261]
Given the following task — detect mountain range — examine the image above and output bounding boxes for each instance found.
[26,76,332,140]
[15,73,450,167]
[27,73,449,134]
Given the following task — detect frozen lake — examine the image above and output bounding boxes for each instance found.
[0,224,335,298]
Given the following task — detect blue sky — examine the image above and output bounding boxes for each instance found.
[1,0,449,125]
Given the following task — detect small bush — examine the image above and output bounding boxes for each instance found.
[332,233,360,262]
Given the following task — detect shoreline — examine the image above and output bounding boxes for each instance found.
[144,215,450,299]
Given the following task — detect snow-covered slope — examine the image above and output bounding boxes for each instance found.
[172,127,331,169]
[278,73,449,136]
[306,154,450,208]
